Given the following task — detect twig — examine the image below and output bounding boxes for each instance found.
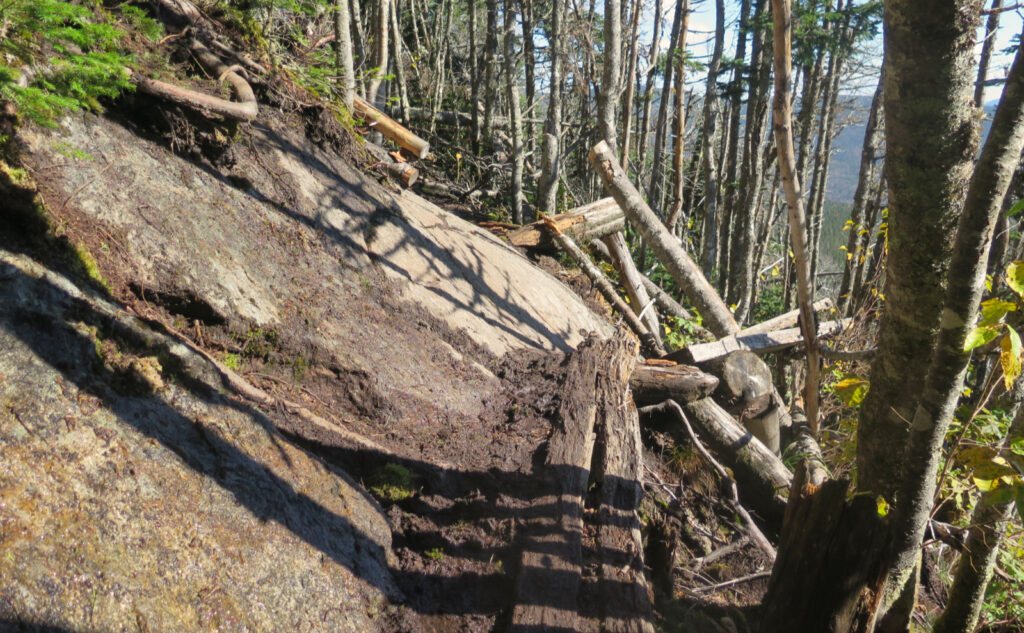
[818,343,876,361]
[690,537,750,569]
[690,570,771,594]
[665,400,777,560]
[60,162,117,212]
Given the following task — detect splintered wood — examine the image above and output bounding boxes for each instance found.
[511,334,654,633]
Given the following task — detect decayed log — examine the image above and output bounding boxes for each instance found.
[758,463,888,633]
[509,197,625,247]
[130,39,258,121]
[668,318,851,365]
[706,351,781,454]
[512,335,646,632]
[384,162,418,187]
[740,298,834,336]
[597,344,656,633]
[783,408,828,487]
[629,362,718,406]
[352,95,430,159]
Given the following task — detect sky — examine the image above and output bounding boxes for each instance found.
[642,0,1024,104]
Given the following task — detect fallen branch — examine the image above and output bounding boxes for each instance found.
[691,570,772,594]
[509,197,625,248]
[740,299,834,336]
[543,215,664,356]
[668,400,777,559]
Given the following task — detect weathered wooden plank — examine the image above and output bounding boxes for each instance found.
[740,298,835,336]
[667,318,851,365]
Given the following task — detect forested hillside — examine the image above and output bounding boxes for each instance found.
[2,0,1024,632]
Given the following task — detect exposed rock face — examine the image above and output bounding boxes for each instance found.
[0,250,399,632]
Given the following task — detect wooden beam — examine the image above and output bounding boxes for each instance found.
[353,95,430,159]
[666,318,851,365]
[740,298,834,336]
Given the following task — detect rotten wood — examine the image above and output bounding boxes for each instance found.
[509,197,625,248]
[353,94,430,159]
[630,362,718,407]
[668,318,851,365]
[597,343,656,633]
[512,334,648,632]
[758,463,888,633]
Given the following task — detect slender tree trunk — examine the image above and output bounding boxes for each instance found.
[538,2,563,214]
[852,179,885,309]
[729,0,772,324]
[717,0,752,298]
[469,0,480,152]
[482,0,500,154]
[598,0,622,154]
[666,0,690,233]
[335,0,356,109]
[619,0,644,171]
[366,0,391,107]
[521,0,536,161]
[700,0,725,280]
[350,0,368,96]
[838,74,884,316]
[771,0,821,431]
[390,0,411,122]
[933,410,1021,633]
[976,0,1003,107]
[504,0,525,223]
[646,0,685,215]
[636,0,664,178]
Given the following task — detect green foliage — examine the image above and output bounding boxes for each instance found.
[965,262,1024,389]
[424,547,444,561]
[0,0,139,126]
[984,532,1024,629]
[367,463,418,502]
[663,314,703,351]
[751,280,785,323]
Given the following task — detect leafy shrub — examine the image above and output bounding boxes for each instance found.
[0,0,138,126]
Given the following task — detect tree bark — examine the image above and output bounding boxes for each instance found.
[603,231,663,348]
[665,0,690,233]
[598,0,622,154]
[770,0,821,432]
[618,0,644,171]
[635,0,664,179]
[366,0,391,107]
[857,0,980,502]
[700,0,726,281]
[975,0,1003,107]
[883,16,1024,618]
[504,0,526,223]
[481,0,500,154]
[334,0,356,109]
[537,2,564,214]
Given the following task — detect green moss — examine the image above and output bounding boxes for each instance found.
[222,352,242,371]
[72,241,112,293]
[366,463,418,502]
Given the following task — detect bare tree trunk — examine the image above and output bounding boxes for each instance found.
[932,404,1023,633]
[636,0,664,178]
[666,0,690,233]
[598,0,622,154]
[700,0,725,280]
[976,0,1003,107]
[646,0,685,215]
[838,73,884,316]
[469,0,480,152]
[366,0,391,107]
[350,0,368,96]
[538,2,563,214]
[504,0,526,223]
[334,0,356,109]
[591,140,740,337]
[520,0,536,160]
[619,0,644,171]
[482,0,500,155]
[856,0,979,503]
[389,0,411,123]
[729,0,773,324]
[770,0,821,431]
